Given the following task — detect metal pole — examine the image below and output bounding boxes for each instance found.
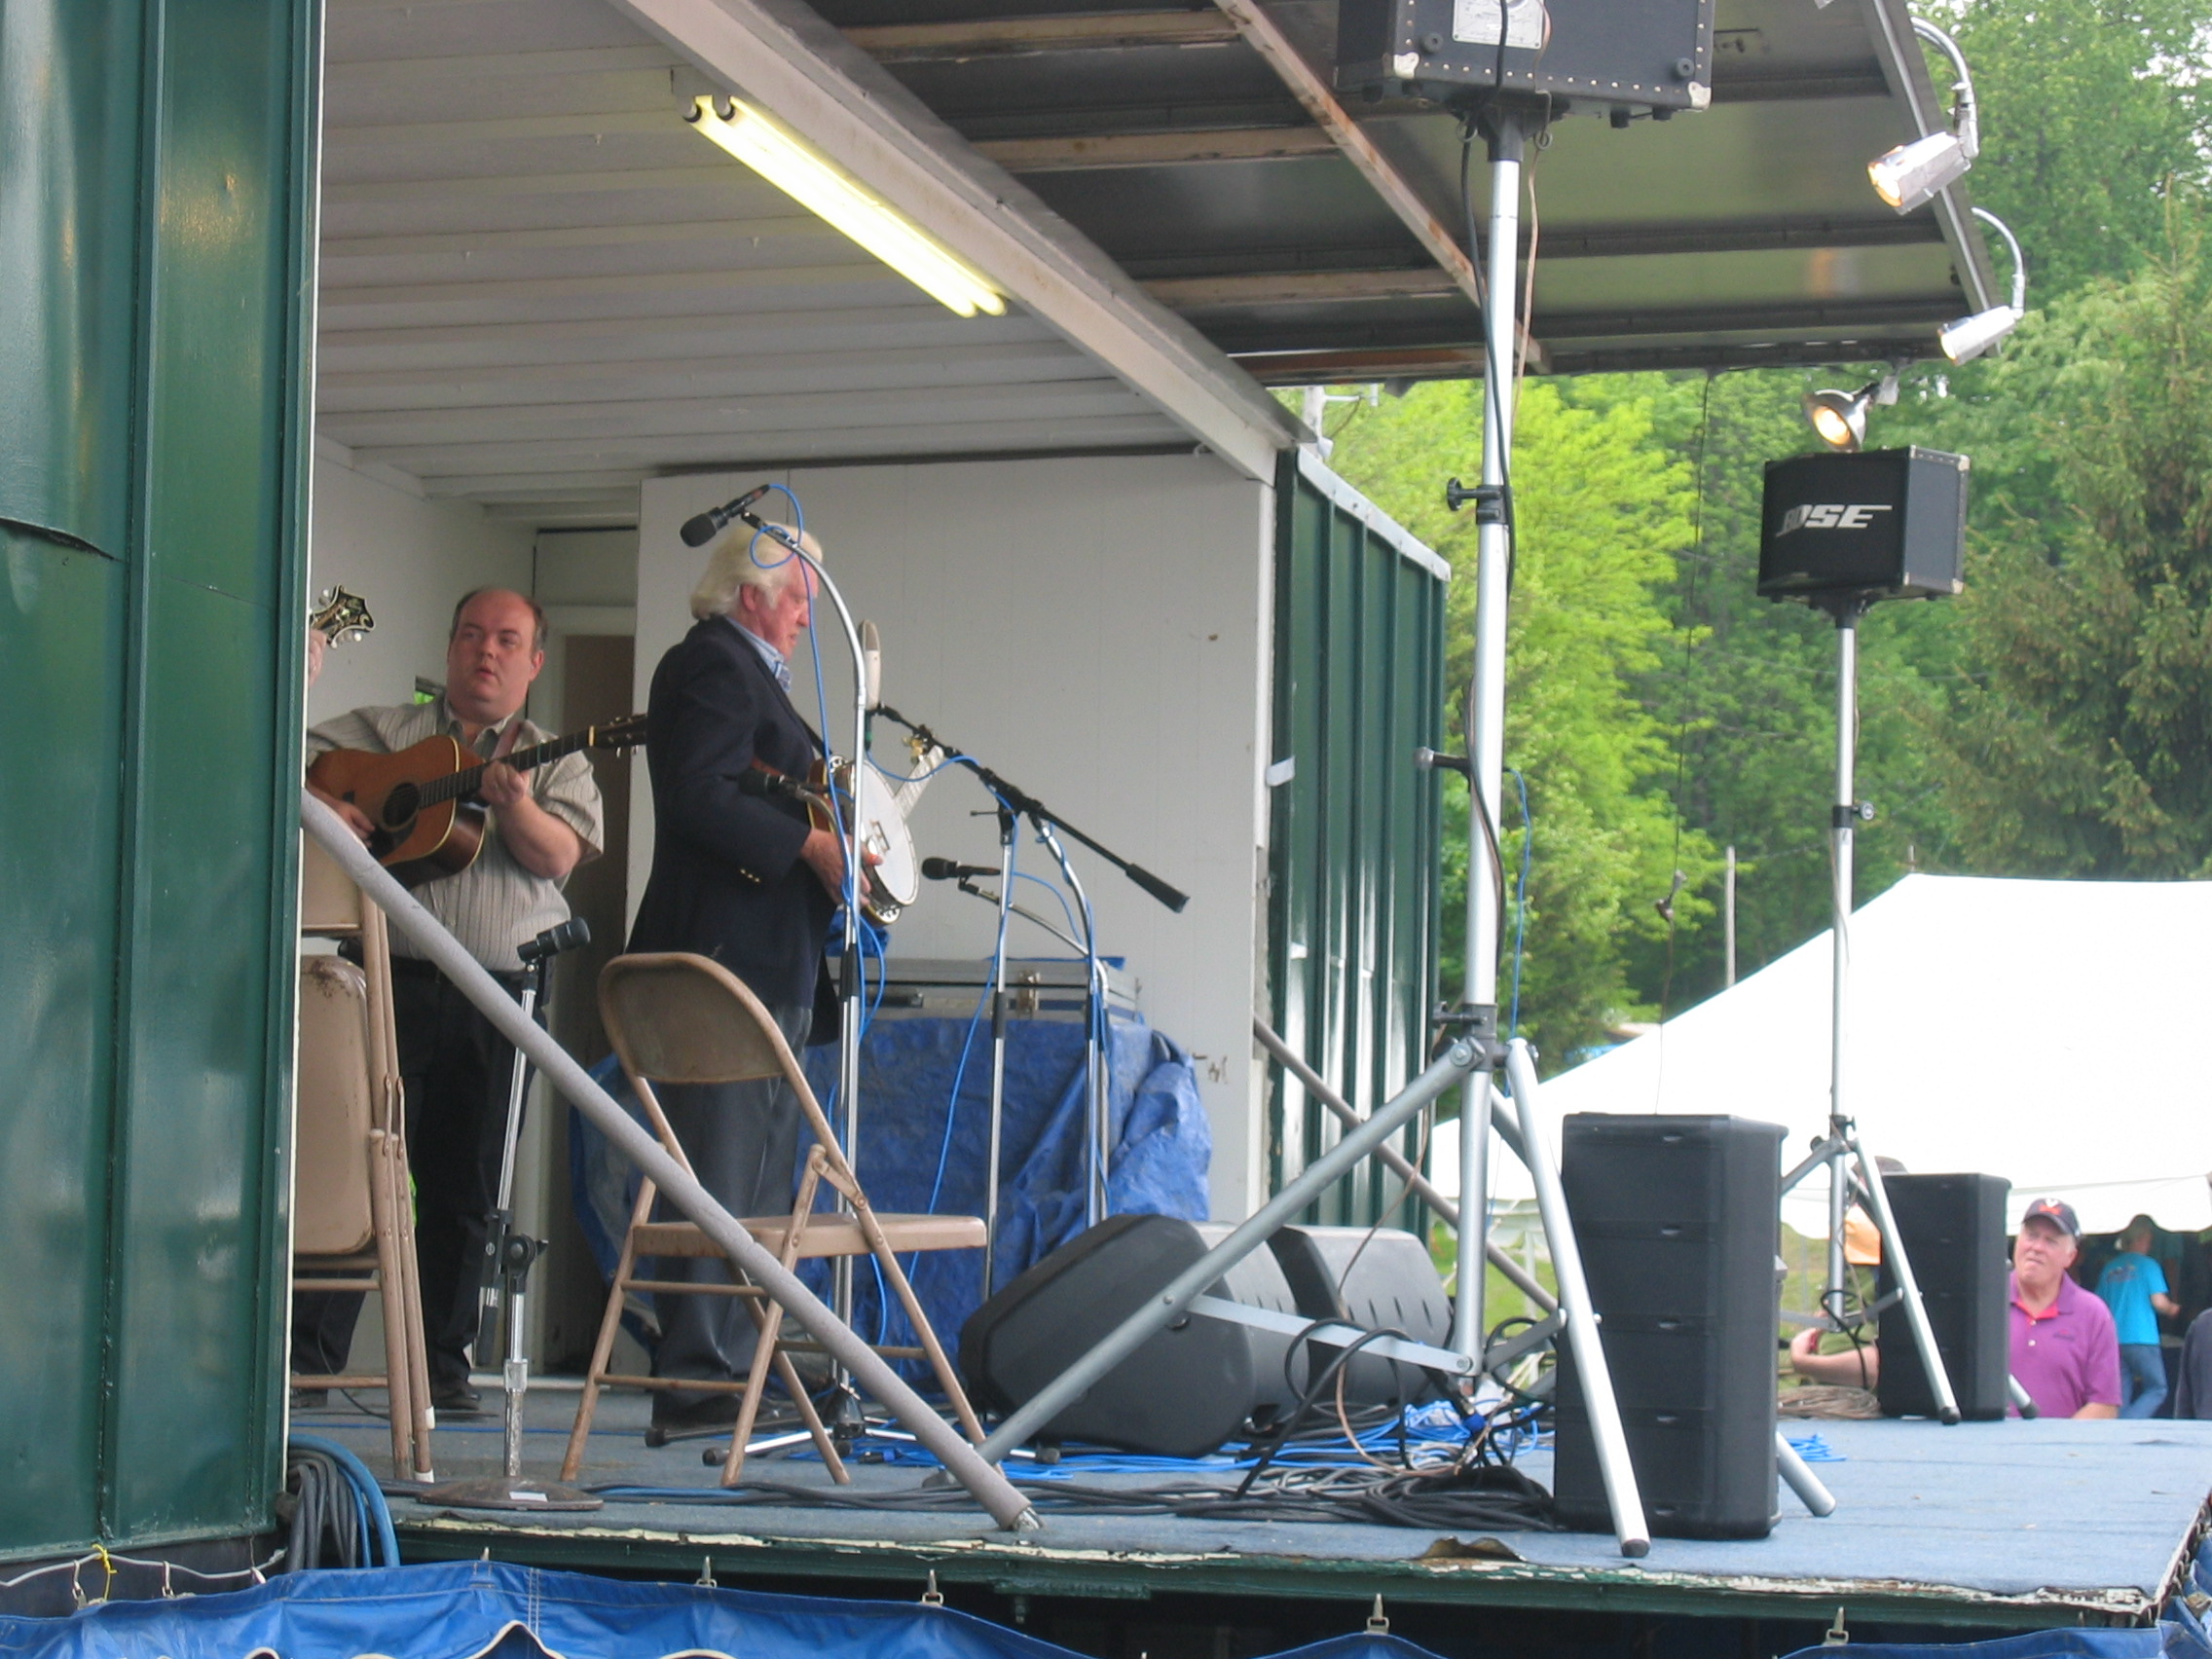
[1453,105,1528,1363]
[1776,1432,1836,1517]
[1502,1041,1649,1558]
[1723,845,1737,988]
[983,815,1015,1292]
[1825,613,1858,1323]
[1250,1016,1556,1312]
[1824,609,1958,1421]
[302,793,1039,1531]
[1036,821,1108,1228]
[971,1039,1481,1464]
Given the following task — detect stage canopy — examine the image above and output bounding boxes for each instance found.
[1456,875,2212,1237]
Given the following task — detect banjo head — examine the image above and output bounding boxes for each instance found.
[849,761,920,914]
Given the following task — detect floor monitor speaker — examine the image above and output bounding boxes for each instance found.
[1875,1173,2011,1421]
[959,1214,1304,1456]
[1554,1114,1785,1539]
[1270,1224,1452,1405]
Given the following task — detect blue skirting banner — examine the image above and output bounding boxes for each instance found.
[0,1560,1434,1659]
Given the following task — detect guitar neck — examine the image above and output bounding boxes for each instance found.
[423,728,589,807]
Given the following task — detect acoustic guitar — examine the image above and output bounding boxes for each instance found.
[310,715,645,887]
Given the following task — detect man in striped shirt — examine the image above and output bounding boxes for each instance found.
[299,587,603,1414]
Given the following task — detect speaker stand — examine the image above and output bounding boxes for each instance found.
[1780,603,1960,1424]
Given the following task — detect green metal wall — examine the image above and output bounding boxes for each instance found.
[1266,450,1449,1227]
[0,0,317,1558]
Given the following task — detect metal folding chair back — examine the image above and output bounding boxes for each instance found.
[564,951,986,1488]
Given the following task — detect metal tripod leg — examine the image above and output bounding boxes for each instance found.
[1503,1042,1649,1558]
[1854,1135,1960,1422]
[1777,1433,1837,1517]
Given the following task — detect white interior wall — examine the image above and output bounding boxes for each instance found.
[632,456,1276,1220]
[305,448,536,727]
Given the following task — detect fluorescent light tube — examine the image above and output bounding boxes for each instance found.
[686,95,1006,318]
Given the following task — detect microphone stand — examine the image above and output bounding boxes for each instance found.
[881,704,1174,1235]
[728,504,869,1436]
[984,806,1015,1292]
[941,873,1104,1257]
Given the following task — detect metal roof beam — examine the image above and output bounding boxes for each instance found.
[843,12,1243,62]
[977,127,1339,170]
[605,0,1297,481]
[1206,0,1487,332]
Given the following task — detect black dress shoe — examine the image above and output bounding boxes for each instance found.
[431,1378,483,1415]
[289,1387,329,1411]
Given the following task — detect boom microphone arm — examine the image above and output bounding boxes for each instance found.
[875,705,1189,913]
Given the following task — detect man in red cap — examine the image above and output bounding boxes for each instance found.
[2010,1198,2121,1419]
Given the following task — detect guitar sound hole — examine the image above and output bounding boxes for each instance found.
[384,781,419,828]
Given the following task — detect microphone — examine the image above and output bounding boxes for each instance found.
[1413,746,1472,777]
[679,483,772,548]
[922,857,997,881]
[861,619,882,712]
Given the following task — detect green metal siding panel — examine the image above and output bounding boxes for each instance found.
[1267,454,1447,1227]
[0,0,314,1559]
[0,536,127,1555]
[0,2,145,556]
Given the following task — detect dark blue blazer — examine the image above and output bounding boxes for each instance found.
[627,615,837,1038]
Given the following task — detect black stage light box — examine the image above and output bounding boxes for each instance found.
[1337,0,1714,115]
[1759,448,1969,606]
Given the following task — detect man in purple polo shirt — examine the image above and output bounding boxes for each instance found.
[2010,1198,2121,1419]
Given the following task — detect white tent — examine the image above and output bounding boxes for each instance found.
[1431,874,2212,1236]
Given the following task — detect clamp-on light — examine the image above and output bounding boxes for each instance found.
[684,94,1005,318]
[1803,368,1900,454]
[1867,18,1978,213]
[1938,208,2027,363]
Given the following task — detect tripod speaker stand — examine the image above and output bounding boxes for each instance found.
[1759,449,1972,1422]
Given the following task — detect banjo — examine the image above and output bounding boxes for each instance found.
[759,724,947,929]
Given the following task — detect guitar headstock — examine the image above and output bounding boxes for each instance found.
[311,586,376,643]
[591,714,649,752]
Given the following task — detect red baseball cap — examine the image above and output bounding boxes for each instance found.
[2022,1198,2081,1238]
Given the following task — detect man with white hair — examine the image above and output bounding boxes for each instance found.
[626,524,848,1437]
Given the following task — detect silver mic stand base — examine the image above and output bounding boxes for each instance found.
[417,1477,603,1512]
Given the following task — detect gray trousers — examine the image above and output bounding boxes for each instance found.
[648,999,812,1409]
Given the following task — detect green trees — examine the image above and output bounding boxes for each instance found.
[1935,224,2212,873]
[1320,378,1706,1062]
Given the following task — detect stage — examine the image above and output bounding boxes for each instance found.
[313,1392,2212,1635]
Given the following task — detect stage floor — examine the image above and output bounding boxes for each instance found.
[313,1390,2212,1630]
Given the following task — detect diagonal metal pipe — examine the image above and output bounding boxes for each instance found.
[300,792,1039,1531]
[970,1037,1482,1463]
[1250,1016,1556,1313]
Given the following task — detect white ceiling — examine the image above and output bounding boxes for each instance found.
[317,0,1198,527]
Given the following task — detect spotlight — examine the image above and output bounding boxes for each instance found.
[1866,18,1978,214]
[1938,208,2027,363]
[1802,369,1900,454]
[683,94,1005,318]
[1868,130,1972,213]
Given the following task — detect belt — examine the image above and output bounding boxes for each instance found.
[390,954,531,992]
[338,939,529,991]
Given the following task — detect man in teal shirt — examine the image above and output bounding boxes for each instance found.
[2097,1215,2180,1419]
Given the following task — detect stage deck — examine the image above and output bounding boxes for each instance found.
[316,1393,2212,1631]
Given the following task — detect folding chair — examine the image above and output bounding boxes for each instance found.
[562,951,987,1487]
[292,836,436,1481]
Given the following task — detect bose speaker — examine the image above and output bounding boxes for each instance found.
[959,1214,1305,1456]
[1553,1115,1785,1540]
[1759,448,1969,606]
[1875,1173,2011,1421]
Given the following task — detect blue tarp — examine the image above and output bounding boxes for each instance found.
[1780,1538,2212,1659]
[0,1560,1439,1659]
[571,1006,1209,1369]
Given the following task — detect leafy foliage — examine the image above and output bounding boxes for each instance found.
[1931,216,2212,871]
[1319,379,1708,1064]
